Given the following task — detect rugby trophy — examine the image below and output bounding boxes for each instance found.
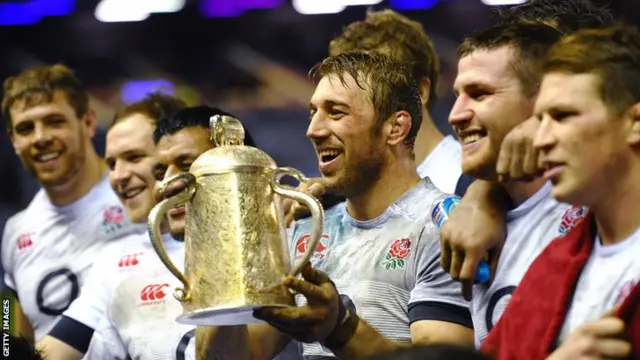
[148,115,324,326]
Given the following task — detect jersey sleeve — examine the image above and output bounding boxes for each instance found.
[82,312,128,360]
[1,217,16,291]
[408,225,472,328]
[59,250,116,330]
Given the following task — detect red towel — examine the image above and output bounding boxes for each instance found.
[481,211,640,360]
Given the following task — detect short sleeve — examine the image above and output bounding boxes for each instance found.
[408,226,472,328]
[82,312,128,360]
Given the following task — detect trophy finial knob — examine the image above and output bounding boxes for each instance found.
[210,115,245,147]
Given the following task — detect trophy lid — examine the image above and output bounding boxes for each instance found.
[189,115,276,176]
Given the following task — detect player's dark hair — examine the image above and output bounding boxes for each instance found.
[494,0,614,34]
[110,92,186,129]
[362,344,493,360]
[458,21,562,98]
[6,334,45,360]
[153,106,256,147]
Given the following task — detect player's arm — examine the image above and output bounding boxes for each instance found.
[83,311,128,360]
[439,179,510,299]
[12,295,35,343]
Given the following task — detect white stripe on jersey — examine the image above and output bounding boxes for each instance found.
[0,173,141,340]
[471,182,573,347]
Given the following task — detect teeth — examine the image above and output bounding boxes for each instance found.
[36,152,60,162]
[462,134,483,145]
[319,150,341,157]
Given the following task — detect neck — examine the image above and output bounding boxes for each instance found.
[413,113,444,166]
[45,147,107,207]
[502,177,546,208]
[593,167,640,246]
[346,158,421,221]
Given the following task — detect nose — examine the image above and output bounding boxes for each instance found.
[306,112,331,142]
[33,123,53,149]
[533,116,555,151]
[448,96,474,130]
[111,161,132,192]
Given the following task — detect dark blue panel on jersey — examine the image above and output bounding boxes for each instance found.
[408,301,473,329]
[48,315,94,353]
[454,174,476,197]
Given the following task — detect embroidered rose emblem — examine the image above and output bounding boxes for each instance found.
[382,238,412,270]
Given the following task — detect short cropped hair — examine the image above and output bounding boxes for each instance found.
[310,51,423,150]
[2,64,89,132]
[110,92,187,128]
[458,21,563,97]
[543,23,640,115]
[153,105,256,147]
[495,0,614,34]
[329,9,439,112]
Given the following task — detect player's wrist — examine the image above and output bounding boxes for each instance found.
[320,292,359,350]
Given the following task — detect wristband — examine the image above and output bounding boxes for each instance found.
[321,293,360,350]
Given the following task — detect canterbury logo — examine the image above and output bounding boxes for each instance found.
[118,253,142,268]
[140,283,169,302]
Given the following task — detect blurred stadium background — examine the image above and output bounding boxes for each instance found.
[0,0,638,334]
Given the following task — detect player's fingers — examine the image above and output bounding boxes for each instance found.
[602,306,620,318]
[593,338,632,358]
[509,140,526,180]
[254,306,323,325]
[449,248,464,281]
[459,254,481,301]
[305,182,326,198]
[522,142,539,179]
[300,263,332,286]
[440,236,452,274]
[496,138,514,183]
[580,317,626,338]
[283,276,329,301]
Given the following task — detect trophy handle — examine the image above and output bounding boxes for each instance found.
[148,172,197,302]
[272,167,325,277]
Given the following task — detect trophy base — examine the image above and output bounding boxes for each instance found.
[176,304,290,326]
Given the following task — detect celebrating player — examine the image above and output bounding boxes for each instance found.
[200,51,473,360]
[439,0,616,299]
[483,23,640,360]
[81,106,297,360]
[35,93,186,359]
[0,64,139,341]
[448,20,576,346]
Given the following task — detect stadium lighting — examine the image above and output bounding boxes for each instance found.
[94,0,185,23]
[293,0,383,15]
[480,0,527,5]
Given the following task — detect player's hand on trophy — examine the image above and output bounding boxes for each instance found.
[283,178,327,226]
[546,309,631,360]
[496,116,542,182]
[439,185,507,301]
[253,263,341,343]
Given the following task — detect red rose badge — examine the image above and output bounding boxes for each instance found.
[382,238,412,270]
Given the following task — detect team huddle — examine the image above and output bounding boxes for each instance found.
[2,0,640,359]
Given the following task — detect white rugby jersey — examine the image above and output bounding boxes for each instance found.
[289,178,471,359]
[416,135,463,195]
[82,243,195,360]
[49,231,181,353]
[557,228,640,343]
[0,173,139,340]
[471,182,582,347]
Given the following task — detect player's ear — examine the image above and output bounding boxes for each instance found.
[626,102,640,146]
[386,110,412,147]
